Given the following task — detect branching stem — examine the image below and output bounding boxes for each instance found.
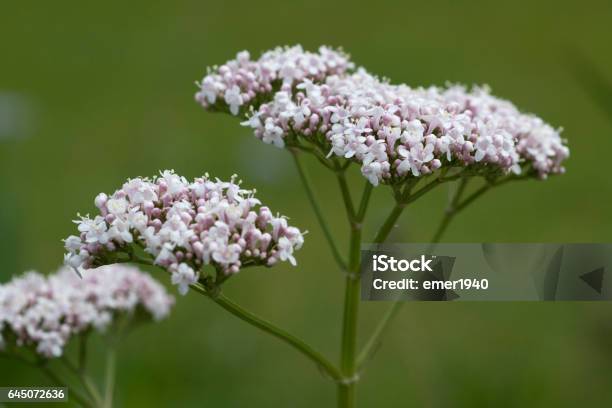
[103,347,116,408]
[290,149,348,271]
[0,353,93,407]
[337,173,373,407]
[189,282,343,382]
[358,174,527,370]
[62,356,104,407]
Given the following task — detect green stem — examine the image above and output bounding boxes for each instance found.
[357,177,470,368]
[189,283,343,382]
[62,357,104,408]
[355,301,402,369]
[357,175,526,370]
[39,365,92,408]
[371,172,462,244]
[372,202,405,244]
[79,333,88,372]
[103,348,116,408]
[454,184,491,212]
[336,168,356,222]
[356,182,373,222]
[337,173,367,407]
[290,149,347,271]
[430,177,470,244]
[82,374,104,408]
[338,224,362,407]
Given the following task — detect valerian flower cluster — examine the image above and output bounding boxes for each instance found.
[0,265,173,358]
[195,45,353,115]
[196,47,569,185]
[64,171,304,295]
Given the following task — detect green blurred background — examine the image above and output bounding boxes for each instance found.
[1,0,612,406]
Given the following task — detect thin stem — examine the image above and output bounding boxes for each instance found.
[429,173,529,245]
[355,302,401,369]
[39,365,92,408]
[129,255,152,266]
[62,357,104,408]
[82,374,104,408]
[454,184,491,213]
[336,167,356,222]
[103,348,116,408]
[79,333,88,372]
[356,181,373,222]
[190,283,343,382]
[338,224,361,408]
[430,177,470,244]
[451,177,470,208]
[337,383,356,407]
[358,174,527,370]
[357,177,470,368]
[337,170,368,407]
[410,172,465,200]
[371,172,462,244]
[372,202,405,244]
[290,149,347,271]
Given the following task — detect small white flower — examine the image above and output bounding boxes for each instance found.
[277,237,297,266]
[123,178,158,204]
[63,235,82,252]
[224,85,243,116]
[107,218,133,243]
[212,243,241,266]
[361,162,383,186]
[262,118,285,148]
[77,216,109,245]
[474,136,494,162]
[236,50,250,64]
[160,170,186,196]
[106,198,128,215]
[171,263,198,295]
[200,77,218,104]
[127,208,148,232]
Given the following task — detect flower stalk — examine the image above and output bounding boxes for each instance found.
[190,282,344,382]
[356,173,530,371]
[291,149,347,271]
[103,347,116,408]
[338,225,362,407]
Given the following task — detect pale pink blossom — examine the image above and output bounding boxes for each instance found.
[197,47,570,184]
[64,171,305,295]
[0,265,173,358]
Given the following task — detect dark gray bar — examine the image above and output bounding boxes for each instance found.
[361,244,612,301]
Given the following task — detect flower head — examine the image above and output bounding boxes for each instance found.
[197,46,570,185]
[0,265,173,358]
[243,71,569,184]
[64,171,305,295]
[195,45,354,116]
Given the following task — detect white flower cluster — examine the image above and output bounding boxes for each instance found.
[64,170,304,295]
[197,46,569,185]
[243,71,569,184]
[195,45,354,115]
[0,265,173,358]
